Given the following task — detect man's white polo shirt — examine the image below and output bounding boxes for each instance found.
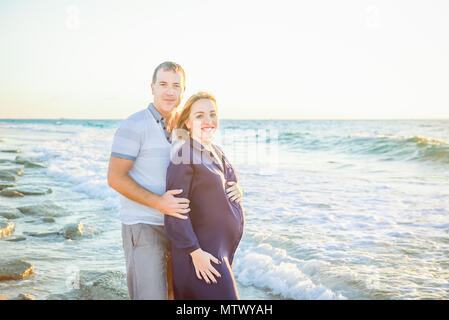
[111,103,171,225]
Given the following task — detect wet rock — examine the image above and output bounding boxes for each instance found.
[14,156,29,164]
[0,217,15,238]
[5,235,27,242]
[23,231,60,238]
[0,206,24,219]
[0,171,18,181]
[0,189,24,197]
[0,259,34,280]
[42,217,56,223]
[12,293,35,300]
[61,222,83,239]
[61,221,99,240]
[1,149,22,153]
[17,203,66,217]
[5,187,52,196]
[15,156,45,168]
[3,168,24,176]
[24,162,46,168]
[48,270,129,300]
[0,183,17,191]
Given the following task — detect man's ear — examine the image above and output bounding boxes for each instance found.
[150,82,155,95]
[180,86,186,100]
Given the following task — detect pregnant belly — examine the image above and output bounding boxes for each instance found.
[195,216,243,257]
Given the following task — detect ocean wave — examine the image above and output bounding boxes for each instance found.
[31,128,118,203]
[233,243,347,300]
[348,134,449,146]
[343,134,449,164]
[0,123,77,135]
[0,120,119,133]
[273,130,449,164]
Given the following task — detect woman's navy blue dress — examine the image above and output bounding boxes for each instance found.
[165,138,244,300]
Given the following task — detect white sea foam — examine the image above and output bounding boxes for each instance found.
[32,127,117,204]
[233,243,347,300]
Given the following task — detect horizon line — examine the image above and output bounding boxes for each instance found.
[0,117,449,121]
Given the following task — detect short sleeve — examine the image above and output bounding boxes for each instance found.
[110,118,142,161]
[164,147,200,253]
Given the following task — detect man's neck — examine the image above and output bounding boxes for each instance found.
[152,103,171,120]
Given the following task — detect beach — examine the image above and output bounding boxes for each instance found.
[0,119,448,299]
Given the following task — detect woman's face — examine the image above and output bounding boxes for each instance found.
[185,98,218,144]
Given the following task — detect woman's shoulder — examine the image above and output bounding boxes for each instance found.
[212,143,225,153]
[212,143,227,159]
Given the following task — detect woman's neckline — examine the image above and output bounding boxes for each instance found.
[189,137,224,171]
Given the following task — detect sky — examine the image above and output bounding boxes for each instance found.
[0,0,448,120]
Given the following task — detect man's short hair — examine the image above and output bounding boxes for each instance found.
[152,61,186,88]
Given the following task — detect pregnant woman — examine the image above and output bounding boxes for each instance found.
[165,91,244,300]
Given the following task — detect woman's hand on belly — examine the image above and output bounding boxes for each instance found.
[225,181,243,203]
[189,248,222,284]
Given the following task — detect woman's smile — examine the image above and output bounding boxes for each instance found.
[201,126,215,132]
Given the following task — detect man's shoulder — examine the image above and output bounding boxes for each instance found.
[117,108,149,130]
[125,108,149,123]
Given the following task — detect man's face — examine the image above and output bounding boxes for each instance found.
[151,69,185,118]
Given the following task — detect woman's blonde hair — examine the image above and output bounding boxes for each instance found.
[169,91,217,139]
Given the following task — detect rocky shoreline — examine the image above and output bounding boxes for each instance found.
[0,138,124,300]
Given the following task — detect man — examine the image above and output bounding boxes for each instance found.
[107,61,243,300]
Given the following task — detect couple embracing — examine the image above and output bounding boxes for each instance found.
[107,61,245,300]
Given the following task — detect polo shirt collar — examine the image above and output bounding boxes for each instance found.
[147,103,165,123]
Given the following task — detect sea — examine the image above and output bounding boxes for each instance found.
[0,118,448,300]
